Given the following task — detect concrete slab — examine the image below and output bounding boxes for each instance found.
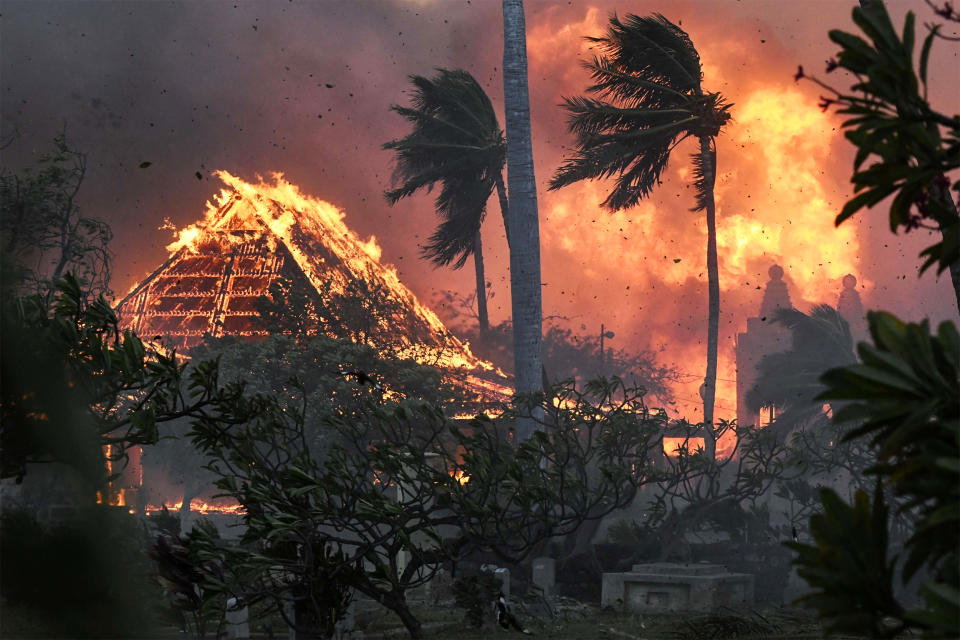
[601,562,753,612]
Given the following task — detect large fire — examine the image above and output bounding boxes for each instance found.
[158,170,495,373]
[663,437,706,458]
[118,170,515,418]
[529,14,863,452]
[111,6,870,463]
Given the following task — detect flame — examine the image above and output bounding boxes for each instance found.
[98,445,129,506]
[663,437,706,458]
[97,487,126,507]
[524,9,868,444]
[719,87,863,294]
[146,499,245,515]
[537,83,862,436]
[153,170,495,374]
[452,469,470,485]
[167,226,200,254]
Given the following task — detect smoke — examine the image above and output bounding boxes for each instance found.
[3,0,957,422]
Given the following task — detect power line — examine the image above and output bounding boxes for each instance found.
[671,370,739,384]
[666,393,738,414]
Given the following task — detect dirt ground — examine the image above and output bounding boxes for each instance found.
[355,599,833,640]
[1,598,843,640]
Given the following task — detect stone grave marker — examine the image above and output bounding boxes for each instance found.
[532,557,556,596]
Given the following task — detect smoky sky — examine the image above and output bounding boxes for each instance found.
[3,0,958,420]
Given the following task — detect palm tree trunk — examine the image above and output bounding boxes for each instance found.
[502,0,544,441]
[494,173,512,248]
[473,231,490,335]
[494,173,554,395]
[699,136,720,460]
[496,172,556,405]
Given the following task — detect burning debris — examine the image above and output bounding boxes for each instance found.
[116,171,496,374]
[145,498,243,516]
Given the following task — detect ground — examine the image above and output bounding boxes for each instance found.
[0,599,850,639]
[346,600,833,640]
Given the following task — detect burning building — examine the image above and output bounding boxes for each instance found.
[116,170,494,375]
[114,171,511,518]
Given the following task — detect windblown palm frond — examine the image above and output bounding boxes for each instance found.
[589,13,702,98]
[747,305,857,436]
[384,69,505,268]
[549,13,731,212]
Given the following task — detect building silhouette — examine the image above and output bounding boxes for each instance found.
[735,265,793,429]
[735,267,866,429]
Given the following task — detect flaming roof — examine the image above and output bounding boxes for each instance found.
[116,171,497,378]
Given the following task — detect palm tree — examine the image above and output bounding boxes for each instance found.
[503,0,544,440]
[384,69,511,335]
[747,305,870,493]
[549,13,731,457]
[747,305,857,439]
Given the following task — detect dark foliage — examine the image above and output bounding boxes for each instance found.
[0,134,111,299]
[453,573,501,628]
[1,275,214,485]
[384,68,505,269]
[790,312,959,637]
[788,484,903,638]
[549,13,731,211]
[183,375,663,638]
[433,294,679,403]
[803,3,960,276]
[1,506,163,638]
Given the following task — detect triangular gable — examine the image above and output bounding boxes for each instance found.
[116,171,492,374]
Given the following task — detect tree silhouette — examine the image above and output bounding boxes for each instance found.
[747,305,857,439]
[550,13,731,456]
[502,0,545,440]
[384,68,509,335]
[0,134,112,299]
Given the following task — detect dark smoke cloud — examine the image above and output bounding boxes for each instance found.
[3,0,957,419]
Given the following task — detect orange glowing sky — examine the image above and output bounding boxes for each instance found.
[4,0,958,422]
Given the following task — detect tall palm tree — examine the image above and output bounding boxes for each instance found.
[384,69,511,335]
[549,13,731,457]
[747,305,857,439]
[503,0,544,440]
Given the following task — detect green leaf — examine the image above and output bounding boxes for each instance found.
[829,30,877,64]
[835,184,897,225]
[919,26,938,88]
[841,363,922,395]
[901,11,915,61]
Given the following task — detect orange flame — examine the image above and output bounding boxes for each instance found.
[146,499,245,515]
[662,437,706,458]
[160,170,497,374]
[537,84,861,441]
[525,10,866,448]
